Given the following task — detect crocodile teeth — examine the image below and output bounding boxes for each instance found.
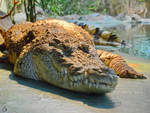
[81,76,84,79]
[70,82,73,86]
[71,77,75,81]
[90,79,95,82]
[92,83,95,87]
[96,84,98,88]
[74,77,78,81]
[84,79,88,85]
[74,83,77,87]
[77,76,81,80]
[55,75,58,80]
[78,82,81,85]
[89,83,92,88]
[64,69,68,75]
[70,77,73,81]
[63,76,67,80]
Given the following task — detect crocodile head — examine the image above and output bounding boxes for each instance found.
[28,19,118,94]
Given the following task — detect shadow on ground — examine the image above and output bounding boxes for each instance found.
[9,71,119,109]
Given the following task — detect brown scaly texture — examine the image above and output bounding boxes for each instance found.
[97,50,146,79]
[3,22,33,64]
[4,19,94,64]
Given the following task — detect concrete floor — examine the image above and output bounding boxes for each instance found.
[0,55,150,113]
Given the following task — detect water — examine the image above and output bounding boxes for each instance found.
[97,22,150,60]
[120,35,150,59]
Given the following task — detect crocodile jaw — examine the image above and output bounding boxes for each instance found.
[33,54,118,94]
[68,73,118,93]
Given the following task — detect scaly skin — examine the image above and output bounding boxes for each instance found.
[97,50,146,79]
[75,22,125,45]
[1,19,118,94]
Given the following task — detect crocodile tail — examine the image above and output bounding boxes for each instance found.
[97,50,146,79]
[74,22,125,45]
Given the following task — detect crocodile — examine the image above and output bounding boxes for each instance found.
[74,22,126,47]
[0,19,146,94]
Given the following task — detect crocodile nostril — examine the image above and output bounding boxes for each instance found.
[101,66,115,74]
[101,66,110,72]
[101,66,118,80]
[87,66,118,80]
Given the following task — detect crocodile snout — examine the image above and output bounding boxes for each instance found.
[68,63,118,93]
[87,66,118,86]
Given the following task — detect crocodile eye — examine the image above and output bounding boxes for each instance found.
[78,44,89,53]
[53,38,61,44]
[49,38,61,47]
[24,31,35,44]
[62,45,74,57]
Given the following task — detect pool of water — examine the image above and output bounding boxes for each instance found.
[96,23,150,60]
[119,36,150,59]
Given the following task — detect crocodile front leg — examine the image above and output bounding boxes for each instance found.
[97,50,146,79]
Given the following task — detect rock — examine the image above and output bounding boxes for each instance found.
[14,13,26,24]
[0,10,13,45]
[116,12,127,20]
[36,6,45,16]
[36,6,48,21]
[56,14,81,21]
[0,10,13,30]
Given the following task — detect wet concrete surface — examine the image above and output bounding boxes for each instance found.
[0,54,150,113]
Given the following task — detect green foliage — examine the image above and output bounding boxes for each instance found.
[102,8,107,14]
[35,0,99,16]
[138,0,145,2]
[7,0,23,13]
[7,0,13,13]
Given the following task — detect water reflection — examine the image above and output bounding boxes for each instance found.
[120,37,150,58]
[100,23,150,59]
[9,73,121,109]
